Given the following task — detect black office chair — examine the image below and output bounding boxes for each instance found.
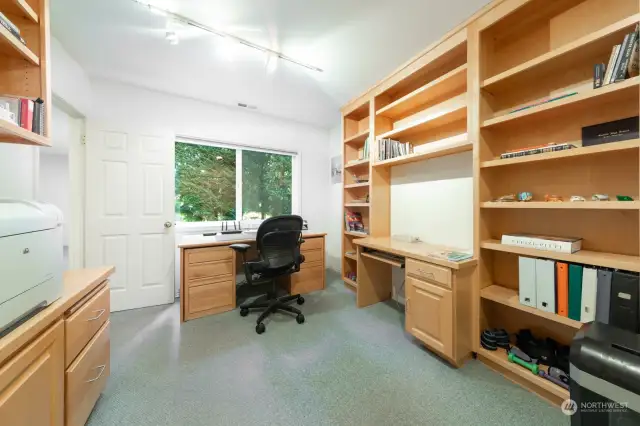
[230,215,306,334]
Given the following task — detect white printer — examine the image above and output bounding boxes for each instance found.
[0,200,63,335]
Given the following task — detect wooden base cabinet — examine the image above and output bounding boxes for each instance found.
[0,321,65,426]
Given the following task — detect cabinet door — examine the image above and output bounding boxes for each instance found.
[405,276,453,358]
[0,321,64,426]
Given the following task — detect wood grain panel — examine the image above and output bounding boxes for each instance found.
[187,246,232,264]
[186,260,234,281]
[186,280,234,317]
[406,259,452,288]
[65,285,110,368]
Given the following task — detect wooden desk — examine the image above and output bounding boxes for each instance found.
[354,237,476,367]
[178,232,327,322]
[0,267,115,426]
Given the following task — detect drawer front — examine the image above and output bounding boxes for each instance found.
[187,279,234,316]
[66,321,110,426]
[65,285,110,368]
[186,260,234,281]
[301,249,324,267]
[290,265,324,294]
[187,247,232,265]
[406,259,452,288]
[301,237,323,252]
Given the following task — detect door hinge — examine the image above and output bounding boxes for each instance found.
[81,135,87,145]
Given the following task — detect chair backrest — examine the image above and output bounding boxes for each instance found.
[256,215,303,270]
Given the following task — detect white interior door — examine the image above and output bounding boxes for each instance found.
[85,125,175,312]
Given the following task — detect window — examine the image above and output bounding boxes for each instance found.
[175,140,296,223]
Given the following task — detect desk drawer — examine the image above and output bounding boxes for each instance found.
[65,285,110,368]
[186,279,234,318]
[186,260,234,281]
[301,237,323,252]
[66,320,110,426]
[406,259,451,288]
[187,247,232,264]
[290,265,324,294]
[301,249,324,266]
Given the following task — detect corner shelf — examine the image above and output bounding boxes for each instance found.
[481,285,582,329]
[480,201,640,210]
[378,103,467,140]
[373,139,472,168]
[344,231,368,238]
[480,139,640,168]
[376,64,468,119]
[482,77,640,128]
[0,118,50,146]
[343,277,357,288]
[481,15,640,91]
[344,159,370,170]
[344,182,369,189]
[344,129,369,145]
[0,24,39,65]
[480,239,640,272]
[1,0,39,22]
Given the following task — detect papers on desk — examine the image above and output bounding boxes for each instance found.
[427,250,473,262]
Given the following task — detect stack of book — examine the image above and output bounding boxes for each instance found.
[0,97,46,135]
[0,12,26,45]
[378,138,412,161]
[357,137,371,160]
[594,24,639,88]
[344,211,367,233]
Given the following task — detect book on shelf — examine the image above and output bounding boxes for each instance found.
[593,63,605,89]
[611,35,630,83]
[582,116,639,147]
[344,211,365,232]
[0,12,26,45]
[614,27,639,82]
[603,45,621,85]
[0,96,45,135]
[501,234,582,254]
[358,137,371,160]
[629,34,639,78]
[427,250,473,262]
[499,142,575,159]
[378,138,412,161]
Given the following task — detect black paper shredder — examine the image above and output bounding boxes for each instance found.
[570,322,640,425]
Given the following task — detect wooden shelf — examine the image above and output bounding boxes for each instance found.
[481,285,582,329]
[377,64,468,119]
[481,15,640,90]
[344,129,369,145]
[0,118,49,146]
[344,202,369,207]
[0,0,39,22]
[344,253,357,261]
[480,239,640,272]
[482,77,640,128]
[480,139,640,168]
[378,104,466,141]
[361,251,404,267]
[0,24,39,65]
[344,182,369,189]
[344,231,368,238]
[373,139,472,168]
[481,201,640,210]
[477,348,569,402]
[344,159,369,170]
[343,277,357,288]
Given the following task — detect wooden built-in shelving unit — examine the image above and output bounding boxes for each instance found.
[341,0,640,407]
[0,0,51,146]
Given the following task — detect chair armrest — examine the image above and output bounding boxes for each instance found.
[229,243,251,253]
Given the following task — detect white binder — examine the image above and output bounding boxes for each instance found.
[518,256,537,308]
[535,258,556,313]
[581,267,598,323]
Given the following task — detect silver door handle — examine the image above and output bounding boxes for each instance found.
[164,222,173,228]
[86,365,106,383]
[87,309,106,321]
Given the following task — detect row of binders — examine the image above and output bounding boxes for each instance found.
[378,138,412,161]
[518,257,640,332]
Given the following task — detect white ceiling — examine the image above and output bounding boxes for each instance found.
[51,0,490,128]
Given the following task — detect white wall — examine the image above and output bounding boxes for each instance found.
[38,153,70,245]
[326,124,343,272]
[0,145,38,199]
[51,37,92,116]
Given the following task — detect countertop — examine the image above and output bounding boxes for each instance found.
[355,237,476,270]
[179,231,327,249]
[0,266,115,366]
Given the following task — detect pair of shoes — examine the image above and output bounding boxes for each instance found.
[480,328,510,351]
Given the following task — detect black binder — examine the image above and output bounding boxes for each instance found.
[609,271,640,333]
[595,269,612,324]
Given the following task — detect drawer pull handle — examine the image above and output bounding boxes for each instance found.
[87,309,106,321]
[86,365,106,383]
[416,269,435,279]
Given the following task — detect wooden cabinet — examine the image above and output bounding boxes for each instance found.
[405,276,453,358]
[0,321,64,426]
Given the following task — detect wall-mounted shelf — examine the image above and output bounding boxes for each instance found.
[480,201,640,210]
[378,103,467,140]
[481,285,582,329]
[0,118,50,147]
[344,203,369,208]
[373,139,472,168]
[344,253,357,261]
[344,129,369,145]
[480,139,640,168]
[344,159,369,170]
[482,77,640,128]
[0,0,38,22]
[0,23,39,65]
[344,182,370,189]
[377,64,468,119]
[480,240,640,272]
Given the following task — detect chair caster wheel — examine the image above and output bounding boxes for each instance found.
[240,308,249,317]
[256,323,266,334]
[297,296,305,305]
[296,314,305,324]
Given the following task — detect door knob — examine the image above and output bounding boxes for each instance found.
[164,222,173,228]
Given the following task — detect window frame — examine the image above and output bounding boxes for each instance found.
[174,136,300,231]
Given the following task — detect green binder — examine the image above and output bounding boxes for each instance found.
[568,264,583,321]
